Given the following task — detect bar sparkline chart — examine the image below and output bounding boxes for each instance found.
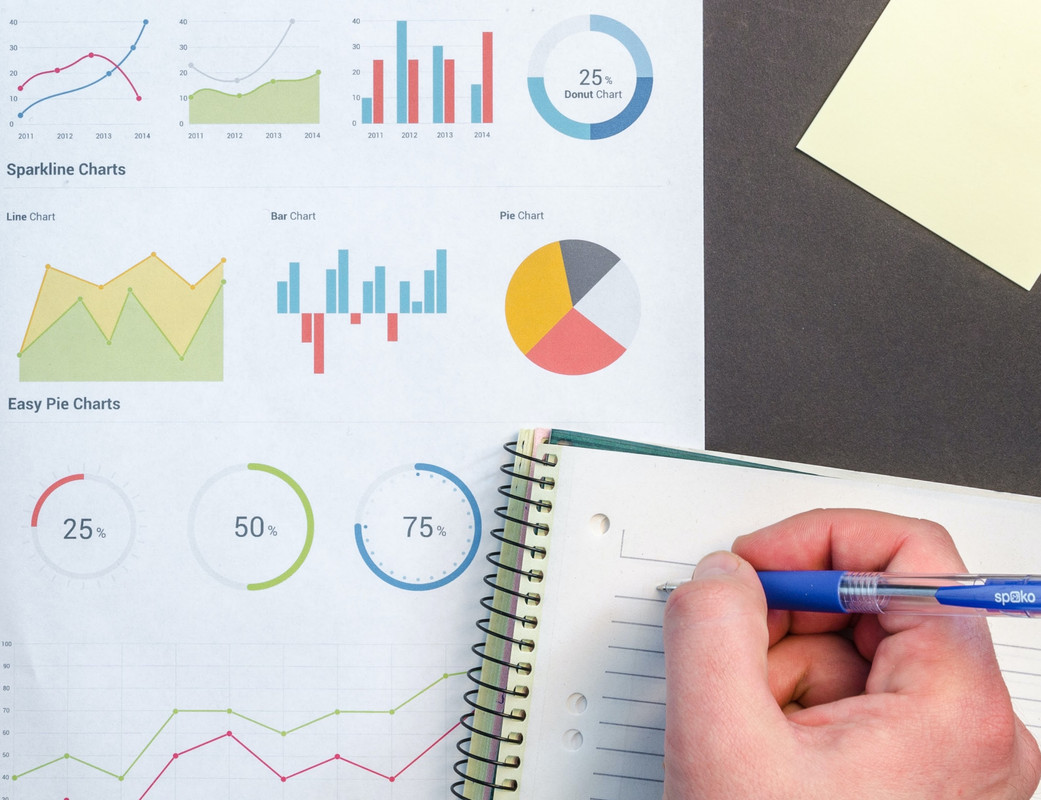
[277,248,449,373]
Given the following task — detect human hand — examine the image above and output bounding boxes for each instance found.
[662,508,1041,799]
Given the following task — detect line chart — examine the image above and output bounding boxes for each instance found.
[137,722,462,796]
[16,724,463,798]
[15,18,148,119]
[184,16,321,125]
[18,253,225,382]
[188,18,297,84]
[12,666,468,795]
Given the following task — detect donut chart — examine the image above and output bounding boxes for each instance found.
[30,473,136,579]
[505,240,639,375]
[354,463,481,591]
[188,463,315,591]
[528,15,653,139]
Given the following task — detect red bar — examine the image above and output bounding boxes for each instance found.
[387,313,399,342]
[482,32,493,123]
[444,59,455,123]
[350,312,361,325]
[408,59,419,123]
[373,60,384,124]
[313,312,325,374]
[301,313,313,343]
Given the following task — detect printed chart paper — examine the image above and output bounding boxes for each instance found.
[0,3,704,798]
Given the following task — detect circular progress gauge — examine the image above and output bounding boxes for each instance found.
[189,463,314,591]
[30,473,136,579]
[528,14,653,139]
[355,463,481,591]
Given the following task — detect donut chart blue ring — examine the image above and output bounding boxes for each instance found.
[528,15,653,140]
[354,463,482,592]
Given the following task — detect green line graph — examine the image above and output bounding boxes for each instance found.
[188,71,320,124]
[18,254,225,382]
[12,669,466,783]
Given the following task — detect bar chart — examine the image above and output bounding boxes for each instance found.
[359,20,493,125]
[276,248,448,373]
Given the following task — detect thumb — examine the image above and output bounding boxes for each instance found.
[663,551,787,788]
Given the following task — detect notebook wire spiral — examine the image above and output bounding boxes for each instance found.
[451,436,558,798]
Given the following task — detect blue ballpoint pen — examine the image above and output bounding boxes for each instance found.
[657,571,1041,617]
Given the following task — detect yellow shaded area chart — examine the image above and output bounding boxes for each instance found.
[505,239,640,375]
[18,253,226,381]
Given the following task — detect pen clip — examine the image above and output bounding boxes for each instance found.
[934,579,1041,614]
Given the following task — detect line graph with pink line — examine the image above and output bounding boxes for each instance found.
[7,641,471,799]
[15,18,148,118]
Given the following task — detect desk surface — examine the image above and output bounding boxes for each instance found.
[704,0,1041,496]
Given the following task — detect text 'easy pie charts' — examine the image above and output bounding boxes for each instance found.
[505,240,640,375]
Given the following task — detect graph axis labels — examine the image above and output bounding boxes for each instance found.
[355,463,481,591]
[505,239,640,375]
[528,15,653,139]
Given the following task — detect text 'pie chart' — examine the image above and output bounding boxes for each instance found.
[505,239,639,375]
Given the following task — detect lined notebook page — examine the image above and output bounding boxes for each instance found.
[516,442,1041,799]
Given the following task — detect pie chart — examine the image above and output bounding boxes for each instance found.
[505,240,639,375]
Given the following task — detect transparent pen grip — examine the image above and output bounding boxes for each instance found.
[839,573,1041,616]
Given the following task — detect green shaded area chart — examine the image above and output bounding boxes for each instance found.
[17,253,225,382]
[188,71,320,124]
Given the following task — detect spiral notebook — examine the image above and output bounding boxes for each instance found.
[451,428,1041,800]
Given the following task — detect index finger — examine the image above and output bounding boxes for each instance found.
[732,508,971,643]
[732,508,969,574]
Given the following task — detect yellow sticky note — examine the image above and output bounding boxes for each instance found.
[798,0,1041,289]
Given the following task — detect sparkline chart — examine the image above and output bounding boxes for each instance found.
[276,247,449,374]
[17,253,226,382]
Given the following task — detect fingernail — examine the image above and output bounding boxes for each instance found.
[693,551,740,580]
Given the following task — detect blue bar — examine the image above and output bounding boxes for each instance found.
[433,46,444,123]
[338,250,349,313]
[375,266,386,313]
[325,269,337,313]
[399,281,411,313]
[471,84,481,123]
[363,281,374,313]
[277,281,288,314]
[289,262,300,314]
[435,249,447,313]
[396,21,408,124]
[412,300,424,314]
[424,269,435,313]
[362,97,373,124]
